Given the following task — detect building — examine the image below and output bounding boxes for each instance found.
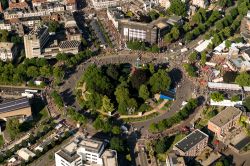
[166,152,186,166]
[191,0,209,8]
[17,148,36,161]
[102,150,118,166]
[166,15,183,26]
[119,17,170,44]
[208,107,242,140]
[55,137,117,166]
[59,40,81,54]
[0,42,18,61]
[66,27,82,41]
[158,0,171,9]
[173,129,209,157]
[24,26,49,58]
[0,98,31,121]
[65,0,77,11]
[90,0,126,9]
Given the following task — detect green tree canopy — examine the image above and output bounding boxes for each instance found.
[154,138,168,154]
[112,126,121,135]
[169,0,187,16]
[6,118,20,140]
[101,95,114,113]
[110,137,125,152]
[149,69,171,93]
[235,72,250,86]
[243,96,250,112]
[210,92,224,102]
[139,84,150,100]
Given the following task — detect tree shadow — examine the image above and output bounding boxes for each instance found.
[169,68,183,88]
[60,88,76,106]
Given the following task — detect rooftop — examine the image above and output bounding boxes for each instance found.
[175,129,208,153]
[102,150,118,166]
[0,98,30,114]
[79,138,104,153]
[59,40,81,49]
[209,107,242,127]
[28,26,48,39]
[0,42,14,50]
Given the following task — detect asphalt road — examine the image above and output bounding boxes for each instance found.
[132,74,195,135]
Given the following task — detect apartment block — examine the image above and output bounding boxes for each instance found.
[208,107,242,139]
[24,26,49,58]
[173,129,209,157]
[0,42,18,61]
[55,137,118,166]
[90,0,126,9]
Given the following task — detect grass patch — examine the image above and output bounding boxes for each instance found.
[0,135,4,147]
[160,101,172,111]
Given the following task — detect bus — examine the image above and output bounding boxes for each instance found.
[25,89,39,94]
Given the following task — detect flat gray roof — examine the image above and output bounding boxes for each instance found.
[209,107,242,127]
[0,98,30,114]
[175,130,208,153]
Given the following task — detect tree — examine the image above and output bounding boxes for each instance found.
[169,0,187,16]
[115,83,130,104]
[27,66,39,78]
[56,53,68,61]
[139,84,150,100]
[243,96,250,112]
[101,95,114,113]
[225,40,231,49]
[200,52,207,66]
[183,22,191,32]
[53,66,65,85]
[40,65,52,78]
[150,44,160,53]
[148,10,159,21]
[210,92,224,102]
[218,0,233,7]
[110,137,125,152]
[47,21,60,32]
[130,69,148,89]
[149,123,158,133]
[93,116,104,130]
[154,138,167,154]
[231,95,240,102]
[106,64,119,80]
[235,72,250,86]
[6,118,20,140]
[112,126,121,135]
[183,63,197,77]
[51,90,64,108]
[149,69,171,93]
[188,52,198,63]
[0,30,9,42]
[170,27,180,40]
[215,161,224,166]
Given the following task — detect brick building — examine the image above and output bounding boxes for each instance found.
[173,129,209,157]
[208,107,242,140]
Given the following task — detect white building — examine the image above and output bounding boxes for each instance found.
[0,42,18,61]
[17,148,36,161]
[55,137,117,166]
[158,0,170,9]
[90,0,126,9]
[191,0,209,8]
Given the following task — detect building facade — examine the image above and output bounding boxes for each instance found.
[173,129,209,157]
[90,0,126,9]
[208,107,242,140]
[55,137,117,166]
[191,0,209,8]
[0,42,18,61]
[24,26,49,58]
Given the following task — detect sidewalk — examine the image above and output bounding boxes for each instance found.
[96,100,168,119]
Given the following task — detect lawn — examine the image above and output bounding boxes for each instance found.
[0,135,4,147]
